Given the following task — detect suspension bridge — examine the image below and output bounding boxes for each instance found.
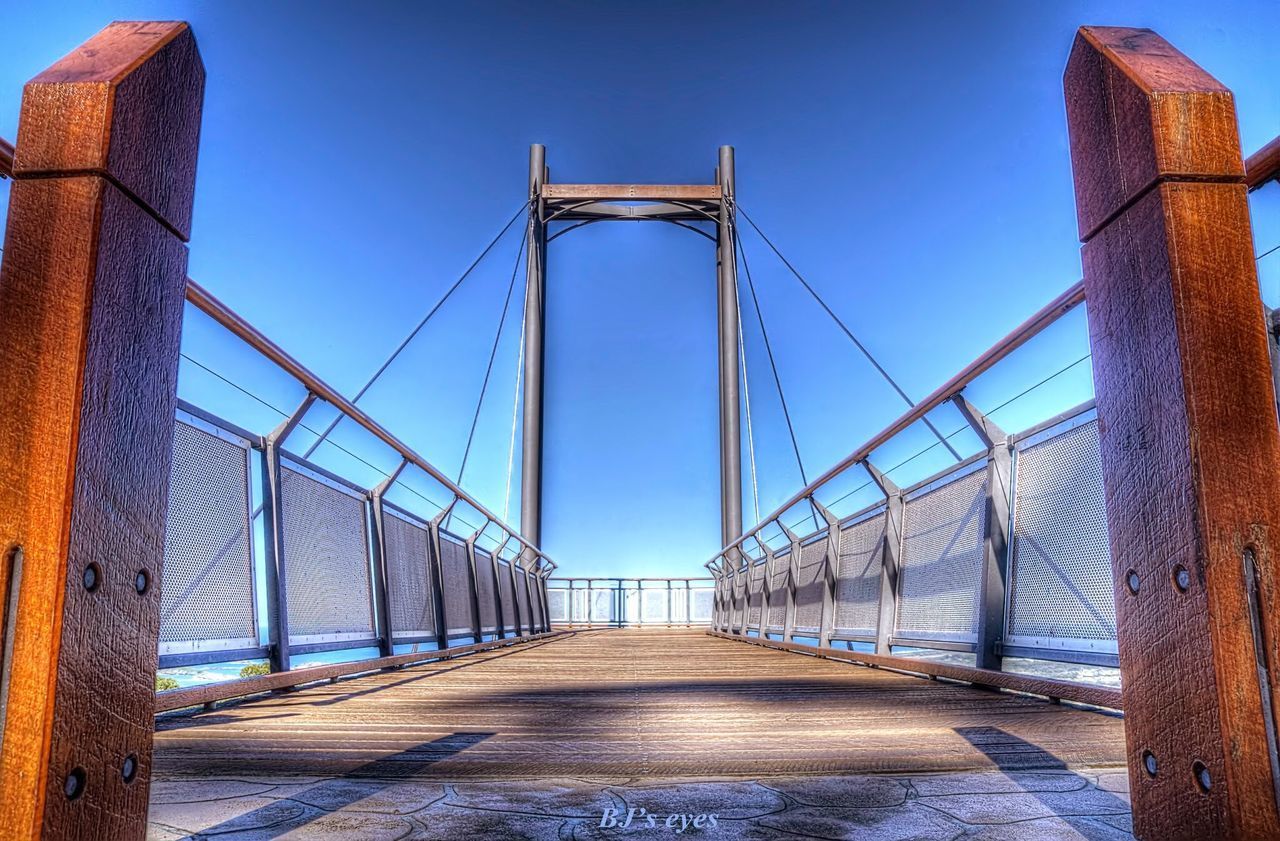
[1,19,1280,841]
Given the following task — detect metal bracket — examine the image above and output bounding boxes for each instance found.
[861,458,903,656]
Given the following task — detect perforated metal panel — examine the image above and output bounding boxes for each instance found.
[591,588,614,623]
[896,465,987,643]
[691,588,714,622]
[499,561,518,626]
[439,535,476,636]
[747,563,764,626]
[160,418,257,650]
[383,507,436,639]
[280,462,375,641]
[835,511,885,635]
[518,572,533,631]
[767,557,788,630]
[1008,419,1117,651]
[670,587,689,623]
[732,572,747,627]
[793,539,827,632]
[641,588,668,623]
[531,579,546,630]
[547,586,568,622]
[475,549,497,632]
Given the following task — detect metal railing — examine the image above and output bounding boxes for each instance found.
[547,578,715,627]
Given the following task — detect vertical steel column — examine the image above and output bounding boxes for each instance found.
[463,526,486,642]
[811,499,841,649]
[520,144,547,548]
[862,459,903,656]
[368,460,408,658]
[492,537,511,638]
[0,23,204,838]
[1065,26,1280,838]
[666,579,673,627]
[426,503,455,651]
[262,394,317,673]
[952,394,1012,671]
[779,524,802,642]
[755,539,772,638]
[716,146,743,549]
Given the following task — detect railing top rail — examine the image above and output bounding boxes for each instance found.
[185,279,557,572]
[706,278,1085,571]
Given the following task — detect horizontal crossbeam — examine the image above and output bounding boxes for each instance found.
[542,183,720,201]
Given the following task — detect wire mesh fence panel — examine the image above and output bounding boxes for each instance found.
[383,507,436,640]
[160,417,257,654]
[546,585,567,623]
[733,573,747,627]
[793,539,827,633]
[641,588,668,623]
[518,571,533,631]
[895,465,987,644]
[590,588,614,624]
[571,587,588,623]
[834,510,886,637]
[439,535,477,637]
[279,461,375,642]
[670,587,688,623]
[501,562,519,626]
[748,563,765,626]
[475,549,497,633]
[767,557,788,630]
[1008,417,1117,655]
[691,587,714,623]
[623,586,640,623]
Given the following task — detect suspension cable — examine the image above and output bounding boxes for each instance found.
[504,289,528,522]
[303,201,531,458]
[457,219,529,485]
[736,205,962,462]
[734,223,809,488]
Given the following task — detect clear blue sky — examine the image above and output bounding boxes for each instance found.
[2,2,1278,579]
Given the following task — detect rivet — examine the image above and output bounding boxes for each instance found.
[134,570,150,595]
[1142,750,1158,777]
[121,754,138,783]
[1173,566,1191,592]
[1126,570,1140,595]
[1193,760,1211,792]
[82,563,100,593]
[64,768,86,800]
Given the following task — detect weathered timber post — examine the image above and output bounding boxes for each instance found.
[1065,26,1280,839]
[0,22,204,840]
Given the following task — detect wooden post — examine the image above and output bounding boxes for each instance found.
[0,22,203,840]
[1065,26,1280,839]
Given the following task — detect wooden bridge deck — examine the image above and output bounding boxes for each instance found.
[153,629,1126,780]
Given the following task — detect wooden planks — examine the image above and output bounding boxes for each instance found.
[0,22,203,841]
[1065,26,1280,840]
[152,629,1125,780]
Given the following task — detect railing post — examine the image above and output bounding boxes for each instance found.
[862,459,903,656]
[261,393,317,674]
[0,22,203,840]
[1065,26,1280,839]
[369,460,407,659]
[463,523,486,642]
[779,523,802,643]
[811,499,841,649]
[952,394,1012,672]
[426,502,455,650]
[492,537,512,638]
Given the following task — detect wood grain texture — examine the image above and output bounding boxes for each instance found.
[0,20,203,841]
[153,629,1126,780]
[156,632,567,713]
[13,21,204,239]
[1066,26,1280,840]
[1064,26,1243,241]
[709,631,1123,710]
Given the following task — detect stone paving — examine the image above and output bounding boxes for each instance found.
[146,767,1132,840]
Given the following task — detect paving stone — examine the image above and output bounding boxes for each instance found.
[911,771,1091,797]
[960,815,1134,839]
[269,778,445,814]
[148,796,322,837]
[757,803,963,841]
[150,779,278,805]
[609,780,787,820]
[1094,772,1131,794]
[411,803,568,840]
[447,779,619,817]
[271,812,418,840]
[922,788,1131,825]
[759,775,909,808]
[145,824,189,841]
